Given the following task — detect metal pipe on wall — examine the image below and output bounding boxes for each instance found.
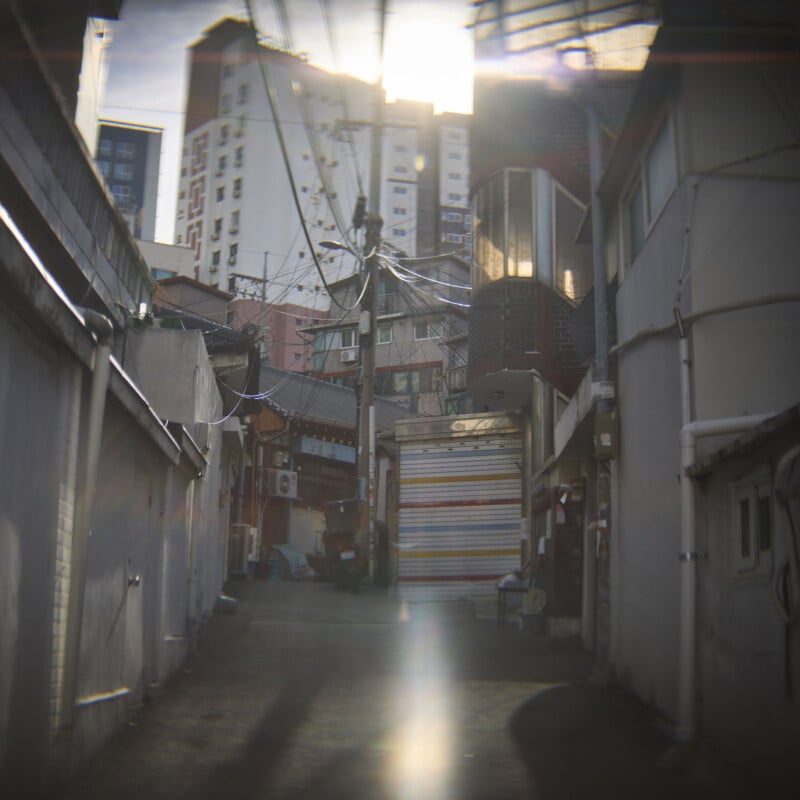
[676,328,773,739]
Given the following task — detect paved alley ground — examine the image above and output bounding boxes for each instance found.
[52,580,754,800]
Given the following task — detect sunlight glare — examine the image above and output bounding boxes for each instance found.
[387,620,453,799]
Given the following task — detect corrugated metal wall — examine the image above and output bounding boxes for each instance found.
[398,434,522,601]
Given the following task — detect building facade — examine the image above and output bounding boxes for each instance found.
[173,17,471,307]
[96,120,162,240]
[306,253,470,416]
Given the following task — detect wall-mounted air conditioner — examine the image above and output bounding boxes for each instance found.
[268,469,297,499]
[340,347,359,364]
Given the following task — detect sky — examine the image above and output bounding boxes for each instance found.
[101,0,476,243]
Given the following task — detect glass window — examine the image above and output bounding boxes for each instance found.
[555,186,592,302]
[474,172,505,288]
[212,250,221,266]
[508,171,533,278]
[238,83,249,104]
[111,184,131,203]
[233,178,242,197]
[341,329,355,348]
[220,124,229,144]
[218,155,226,172]
[378,324,392,344]
[229,242,238,259]
[97,160,110,177]
[217,186,224,202]
[98,139,112,157]
[414,320,441,340]
[646,120,676,221]
[235,146,244,166]
[221,94,231,115]
[214,218,222,235]
[627,179,645,263]
[230,210,239,230]
[116,141,134,159]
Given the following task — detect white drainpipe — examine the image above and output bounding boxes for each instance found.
[676,333,773,739]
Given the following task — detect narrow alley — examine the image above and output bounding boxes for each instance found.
[50,581,753,800]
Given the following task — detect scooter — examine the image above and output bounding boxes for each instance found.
[323,498,363,591]
[323,529,362,591]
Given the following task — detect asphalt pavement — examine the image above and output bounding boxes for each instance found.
[48,579,755,800]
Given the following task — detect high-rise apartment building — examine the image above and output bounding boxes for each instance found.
[96,120,162,241]
[174,17,471,306]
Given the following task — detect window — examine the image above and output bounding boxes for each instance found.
[112,163,133,180]
[393,144,408,153]
[116,141,134,159]
[448,172,462,180]
[233,178,242,198]
[216,186,225,202]
[341,329,355,348]
[731,469,773,575]
[414,319,441,340]
[221,94,231,115]
[393,207,407,216]
[624,118,676,267]
[212,250,221,266]
[238,83,249,104]
[219,124,229,144]
[377,324,392,344]
[392,228,406,237]
[98,139,112,157]
[97,160,110,177]
[448,151,462,160]
[223,64,234,79]
[448,192,461,202]
[229,242,238,260]
[393,186,407,195]
[213,218,222,237]
[111,184,131,203]
[230,210,239,232]
[235,146,244,166]
[394,165,408,174]
[217,155,226,173]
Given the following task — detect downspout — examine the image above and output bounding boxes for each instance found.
[675,313,773,739]
[57,309,113,768]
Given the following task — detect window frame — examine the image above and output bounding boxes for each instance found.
[621,114,677,272]
[730,467,773,578]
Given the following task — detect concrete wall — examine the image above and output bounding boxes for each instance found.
[611,186,689,720]
[0,295,80,791]
[0,223,231,789]
[609,57,800,735]
[696,442,800,789]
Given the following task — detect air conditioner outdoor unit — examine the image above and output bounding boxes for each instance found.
[340,347,359,364]
[228,256,237,265]
[229,226,239,234]
[268,469,298,499]
[210,232,219,240]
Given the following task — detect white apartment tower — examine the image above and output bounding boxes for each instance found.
[175,18,471,305]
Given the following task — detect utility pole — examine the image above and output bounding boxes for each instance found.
[358,114,383,583]
[358,5,385,583]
